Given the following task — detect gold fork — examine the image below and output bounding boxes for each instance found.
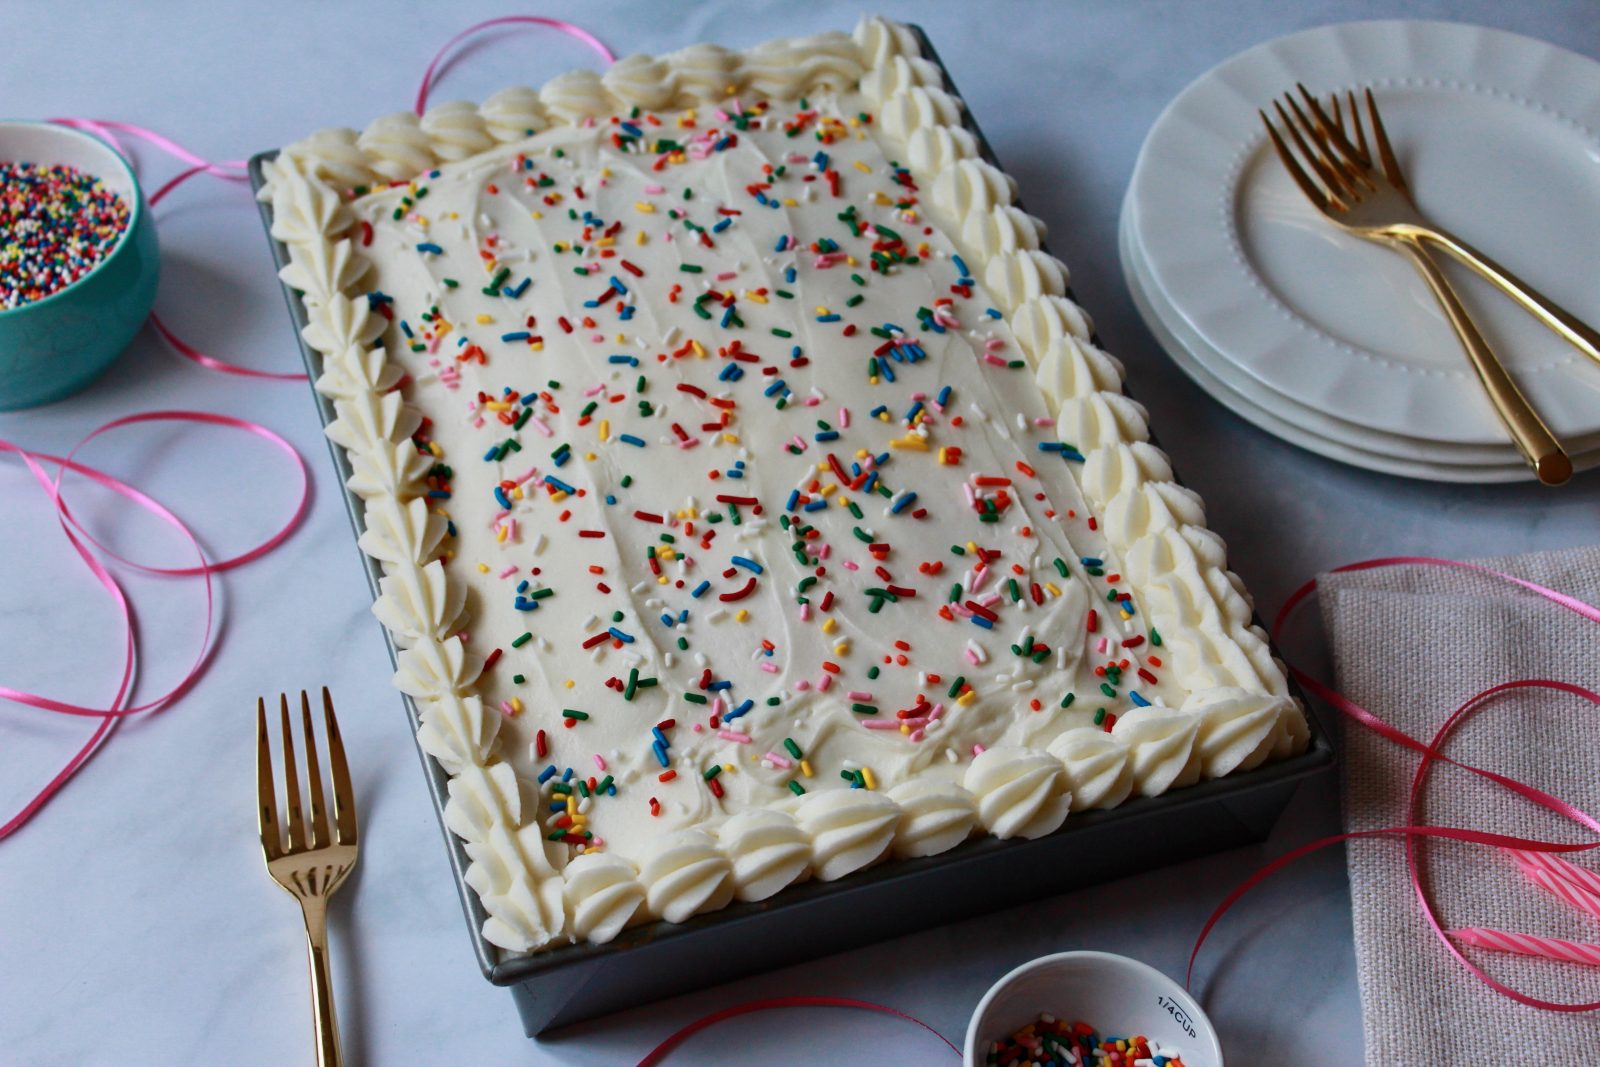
[1261,85,1576,486]
[258,689,359,1067]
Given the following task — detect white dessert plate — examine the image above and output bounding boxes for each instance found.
[1119,207,1600,482]
[1127,19,1600,448]
[1118,200,1600,478]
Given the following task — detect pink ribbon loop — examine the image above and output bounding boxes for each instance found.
[0,412,309,837]
[1191,556,1600,1013]
[414,15,615,115]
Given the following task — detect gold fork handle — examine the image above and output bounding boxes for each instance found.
[301,903,344,1067]
[1393,236,1572,486]
[1398,224,1600,369]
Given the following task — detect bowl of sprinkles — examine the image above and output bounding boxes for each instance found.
[0,120,159,410]
[966,951,1223,1066]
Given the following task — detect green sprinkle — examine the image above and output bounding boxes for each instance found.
[563,709,589,721]
[783,738,803,759]
[1060,692,1076,709]
[788,780,806,796]
[511,632,532,648]
[1099,683,1117,699]
[684,692,708,705]
[948,676,965,698]
[679,263,703,273]
[851,703,879,715]
[703,764,722,780]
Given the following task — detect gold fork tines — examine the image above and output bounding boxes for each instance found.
[258,688,358,1067]
[1260,85,1575,486]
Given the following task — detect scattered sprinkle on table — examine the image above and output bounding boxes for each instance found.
[1,160,130,309]
[987,1014,1186,1067]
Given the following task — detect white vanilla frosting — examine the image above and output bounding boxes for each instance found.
[261,16,1308,954]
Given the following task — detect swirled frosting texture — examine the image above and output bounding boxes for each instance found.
[261,15,1307,955]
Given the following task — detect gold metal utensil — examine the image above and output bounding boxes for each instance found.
[1260,85,1577,485]
[258,689,358,1067]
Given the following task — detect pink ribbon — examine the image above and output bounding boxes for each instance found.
[414,15,615,115]
[635,996,958,1066]
[0,412,308,837]
[1190,557,1600,1012]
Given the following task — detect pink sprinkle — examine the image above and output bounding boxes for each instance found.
[861,720,902,730]
[842,560,859,571]
[716,271,738,281]
[498,701,516,717]
[691,722,704,733]
[717,730,752,743]
[1033,416,1052,427]
[1096,637,1108,654]
[711,696,725,716]
[816,674,834,692]
[471,415,486,428]
[765,753,793,769]
[983,353,1007,366]
[498,564,518,579]
[759,662,780,674]
[588,332,604,343]
[584,382,607,397]
[963,647,980,665]
[794,679,811,691]
[839,407,850,428]
[847,690,873,701]
[644,184,666,194]
[593,754,607,771]
[798,603,811,622]
[814,254,838,269]
[803,396,820,406]
[527,415,554,437]
[908,728,925,742]
[972,744,985,757]
[984,338,1004,351]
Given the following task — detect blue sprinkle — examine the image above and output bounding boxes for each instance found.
[970,615,994,630]
[891,491,917,514]
[692,580,711,598]
[936,385,952,407]
[660,612,675,627]
[725,699,754,722]
[537,765,557,784]
[545,476,576,495]
[416,242,443,254]
[785,489,800,511]
[784,266,797,284]
[986,307,1002,319]
[718,364,743,382]
[506,277,531,298]
[774,235,789,252]
[619,433,646,447]
[730,556,763,574]
[493,486,511,509]
[712,217,733,233]
[652,726,669,747]
[652,740,669,767]
[803,498,828,512]
[707,679,732,691]
[608,627,635,643]
[501,330,531,342]
[951,254,969,277]
[814,430,838,442]
[608,354,639,366]
[1130,691,1152,707]
[764,379,787,397]
[610,276,629,294]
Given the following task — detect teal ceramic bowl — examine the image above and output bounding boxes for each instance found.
[0,120,160,410]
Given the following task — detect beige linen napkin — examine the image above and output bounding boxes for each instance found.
[1319,545,1600,1055]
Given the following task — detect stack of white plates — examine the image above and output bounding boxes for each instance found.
[1121,20,1600,483]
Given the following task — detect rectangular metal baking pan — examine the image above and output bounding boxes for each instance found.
[251,23,1334,1036]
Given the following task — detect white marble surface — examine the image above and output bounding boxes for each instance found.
[3,1,1597,1063]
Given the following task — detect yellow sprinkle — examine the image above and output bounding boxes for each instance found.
[691,339,706,357]
[509,697,523,715]
[476,563,490,574]
[815,306,832,316]
[485,401,511,411]
[869,376,880,386]
[721,432,740,444]
[722,763,735,774]
[657,575,669,584]
[800,760,814,778]
[530,210,543,220]
[745,291,768,304]
[781,197,798,207]
[495,525,508,543]
[958,691,977,706]
[833,640,851,656]
[511,486,524,500]
[861,767,877,790]
[1045,581,1061,597]
[853,160,872,173]
[565,679,575,689]
[584,451,597,461]
[550,490,569,502]
[599,419,610,441]
[735,609,749,622]
[821,617,837,634]
[635,231,648,245]
[845,254,858,267]
[890,436,929,451]
[634,201,655,213]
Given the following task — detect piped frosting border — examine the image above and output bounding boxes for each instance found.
[259,16,1308,955]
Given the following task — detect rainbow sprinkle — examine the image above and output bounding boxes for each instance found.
[1,160,130,309]
[987,1014,1187,1067]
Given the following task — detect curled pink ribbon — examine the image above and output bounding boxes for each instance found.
[1189,557,1600,1013]
[414,15,615,115]
[0,412,308,837]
